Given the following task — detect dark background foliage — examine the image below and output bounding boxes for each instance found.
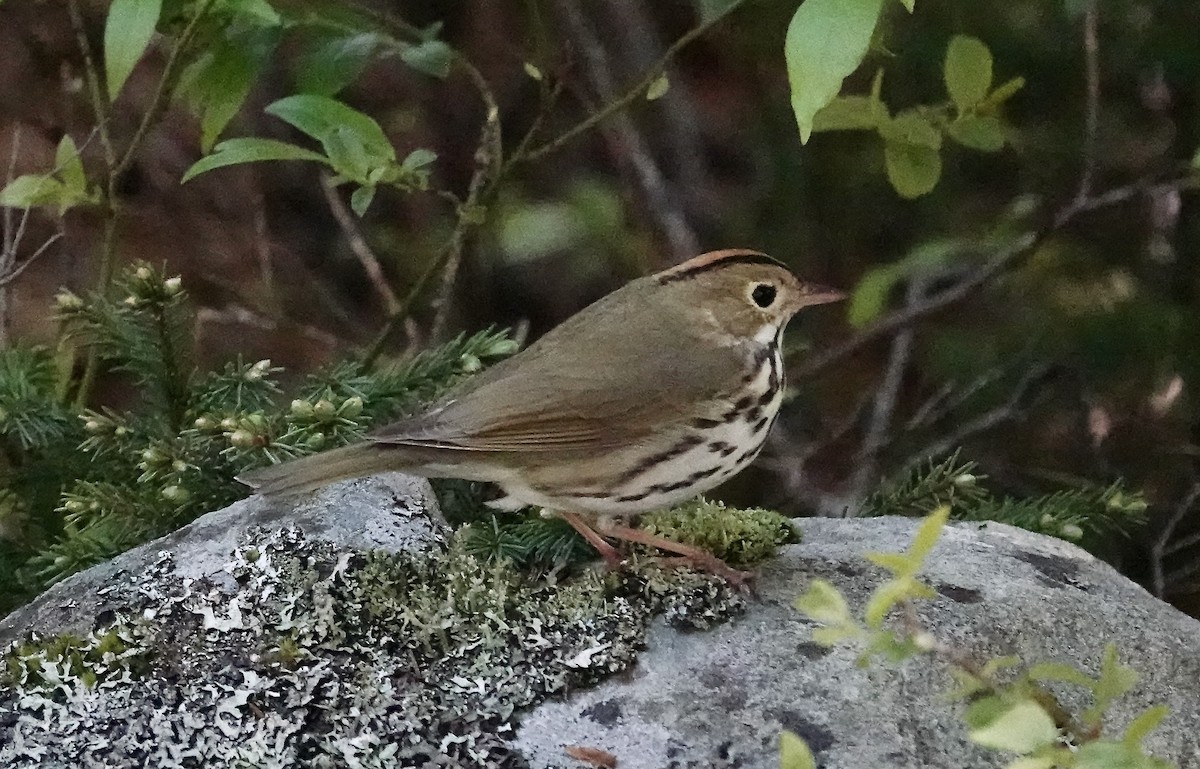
[1,0,1199,614]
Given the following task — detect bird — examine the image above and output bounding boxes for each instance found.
[239,249,843,583]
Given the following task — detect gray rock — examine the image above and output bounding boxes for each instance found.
[514,518,1200,769]
[3,484,1198,769]
[0,473,445,646]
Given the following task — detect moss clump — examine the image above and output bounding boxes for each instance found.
[3,625,152,693]
[641,499,799,567]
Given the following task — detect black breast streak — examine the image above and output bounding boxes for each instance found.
[613,434,705,486]
[616,465,725,503]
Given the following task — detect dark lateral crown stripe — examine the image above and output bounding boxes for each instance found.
[656,250,785,284]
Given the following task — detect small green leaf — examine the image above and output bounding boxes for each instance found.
[847,264,900,327]
[794,579,851,625]
[982,76,1026,110]
[881,111,942,150]
[884,141,942,199]
[1027,661,1095,688]
[910,505,950,560]
[779,731,817,769]
[812,96,880,133]
[646,72,670,101]
[1122,704,1169,746]
[55,135,87,195]
[863,551,912,574]
[1075,740,1172,769]
[178,27,280,152]
[863,577,912,628]
[295,33,380,96]
[323,126,373,182]
[1190,146,1200,169]
[0,175,67,209]
[948,115,1005,152]
[523,62,543,81]
[1003,757,1058,769]
[944,35,993,112]
[966,698,1059,753]
[222,0,281,25]
[398,39,453,79]
[266,95,394,161]
[104,0,164,100]
[400,148,437,172]
[350,185,376,216]
[181,138,329,182]
[811,624,860,646]
[785,0,885,143]
[896,0,914,11]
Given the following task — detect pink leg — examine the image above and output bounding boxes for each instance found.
[593,520,754,588]
[558,511,622,567]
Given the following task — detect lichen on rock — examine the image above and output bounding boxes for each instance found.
[0,516,754,768]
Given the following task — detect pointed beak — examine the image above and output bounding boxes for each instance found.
[796,283,846,308]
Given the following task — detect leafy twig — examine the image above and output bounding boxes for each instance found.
[319,174,401,315]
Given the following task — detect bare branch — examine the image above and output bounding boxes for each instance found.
[319,175,401,315]
[519,1,746,165]
[1151,482,1200,597]
[553,1,699,262]
[0,231,64,289]
[1075,0,1101,204]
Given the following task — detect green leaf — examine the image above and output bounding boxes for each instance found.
[785,0,885,144]
[178,27,279,152]
[0,175,67,209]
[880,111,942,150]
[982,76,1027,110]
[965,698,1059,753]
[779,731,817,769]
[1122,705,1169,746]
[181,138,329,182]
[944,35,993,112]
[104,0,164,100]
[295,33,380,96]
[221,0,280,25]
[884,141,942,199]
[910,505,950,560]
[863,577,910,628]
[1026,661,1095,688]
[794,579,851,625]
[812,96,881,132]
[1075,740,1173,769]
[948,115,1005,152]
[863,551,912,574]
[323,126,373,182]
[646,72,670,101]
[847,264,900,327]
[897,0,914,10]
[1003,758,1058,769]
[1190,146,1200,170]
[400,148,437,172]
[55,135,87,195]
[1086,644,1139,726]
[398,39,453,79]
[350,185,376,216]
[266,95,394,161]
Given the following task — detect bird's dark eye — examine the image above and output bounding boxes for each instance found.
[751,283,777,308]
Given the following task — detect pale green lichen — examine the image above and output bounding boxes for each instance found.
[0,509,771,768]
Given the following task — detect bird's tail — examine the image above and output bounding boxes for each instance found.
[237,443,407,497]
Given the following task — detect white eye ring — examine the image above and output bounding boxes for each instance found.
[750,282,777,308]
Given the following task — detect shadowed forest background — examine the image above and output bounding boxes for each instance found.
[1,0,1200,616]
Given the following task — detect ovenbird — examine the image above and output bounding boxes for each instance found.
[240,249,843,582]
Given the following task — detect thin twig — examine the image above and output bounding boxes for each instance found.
[319,174,401,315]
[903,364,1055,468]
[1074,0,1101,204]
[0,232,65,289]
[66,0,116,170]
[113,0,219,181]
[517,1,745,165]
[845,278,924,506]
[1151,482,1200,597]
[553,1,699,262]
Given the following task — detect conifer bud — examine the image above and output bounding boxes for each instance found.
[194,416,215,430]
[220,417,239,431]
[228,429,256,448]
[164,276,183,295]
[313,399,336,419]
[135,265,153,281]
[460,354,482,373]
[339,396,364,418]
[290,400,314,418]
[161,485,189,504]
[55,291,84,311]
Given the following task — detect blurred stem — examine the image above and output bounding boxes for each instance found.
[66,0,214,408]
[513,0,746,165]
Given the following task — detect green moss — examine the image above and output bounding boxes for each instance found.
[641,499,799,567]
[3,626,151,692]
